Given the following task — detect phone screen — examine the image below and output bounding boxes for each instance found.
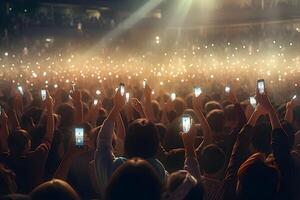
[257,79,265,94]
[93,99,98,106]
[225,86,231,93]
[171,93,176,101]
[41,90,46,101]
[194,87,202,97]
[119,83,125,96]
[75,128,84,147]
[143,79,147,88]
[293,95,297,100]
[250,97,257,108]
[182,115,191,133]
[125,92,130,103]
[17,86,24,95]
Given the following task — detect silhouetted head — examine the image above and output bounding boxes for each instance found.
[237,154,279,200]
[105,158,162,200]
[164,170,204,200]
[30,179,80,200]
[200,144,225,175]
[206,109,225,133]
[125,119,159,159]
[8,129,31,156]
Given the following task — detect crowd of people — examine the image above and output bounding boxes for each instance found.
[1,21,300,200]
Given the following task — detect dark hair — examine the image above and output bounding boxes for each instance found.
[224,104,236,122]
[156,123,167,144]
[200,144,225,174]
[237,156,279,200]
[205,101,222,114]
[206,109,225,133]
[124,119,159,159]
[105,158,162,200]
[56,103,75,128]
[173,98,186,116]
[166,170,204,200]
[164,149,185,173]
[30,179,80,200]
[252,123,272,154]
[7,129,31,156]
[151,100,161,121]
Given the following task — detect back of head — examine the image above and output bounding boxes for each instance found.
[8,129,31,156]
[205,101,222,114]
[125,119,159,159]
[200,144,225,174]
[105,158,162,200]
[165,170,204,200]
[173,98,186,116]
[56,103,75,128]
[252,123,272,154]
[30,179,80,200]
[237,154,279,200]
[206,109,225,133]
[151,100,161,121]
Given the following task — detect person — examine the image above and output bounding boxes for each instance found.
[164,123,205,200]
[94,89,167,192]
[223,90,282,200]
[30,179,80,200]
[0,94,54,193]
[105,158,162,200]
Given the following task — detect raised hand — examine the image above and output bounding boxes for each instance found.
[227,88,238,104]
[255,90,273,113]
[113,90,126,113]
[131,98,145,117]
[144,84,152,101]
[180,125,197,158]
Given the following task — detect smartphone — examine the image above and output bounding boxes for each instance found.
[119,83,125,96]
[126,92,130,103]
[257,79,265,94]
[93,99,98,106]
[17,86,24,95]
[41,89,47,101]
[293,95,297,100]
[182,114,192,133]
[96,90,101,95]
[250,97,257,108]
[54,84,58,89]
[225,86,231,93]
[143,79,147,88]
[194,87,202,97]
[171,93,176,101]
[75,128,84,148]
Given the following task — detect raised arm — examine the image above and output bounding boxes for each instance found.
[223,104,266,199]
[181,125,201,181]
[114,114,126,155]
[0,110,9,152]
[192,95,213,153]
[94,90,125,187]
[53,139,87,180]
[284,98,296,124]
[143,84,156,122]
[131,98,147,119]
[44,93,54,144]
[257,90,295,199]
